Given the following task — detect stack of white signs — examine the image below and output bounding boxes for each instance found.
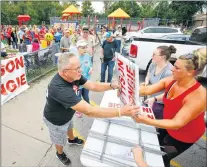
[80,54,164,167]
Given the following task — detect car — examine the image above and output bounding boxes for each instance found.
[189,26,207,44]
[125,26,183,40]
[160,34,191,41]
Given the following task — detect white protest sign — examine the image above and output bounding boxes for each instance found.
[1,55,29,105]
[140,106,155,119]
[115,53,139,106]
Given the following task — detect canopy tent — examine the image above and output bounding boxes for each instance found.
[17,15,31,26]
[108,8,130,29]
[62,4,81,20]
[108,8,130,19]
[62,13,70,20]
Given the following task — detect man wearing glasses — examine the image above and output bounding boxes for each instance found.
[43,52,139,165]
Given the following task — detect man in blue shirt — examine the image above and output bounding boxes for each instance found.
[101,32,117,83]
[76,40,93,117]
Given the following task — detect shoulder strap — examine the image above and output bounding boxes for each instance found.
[164,80,176,97]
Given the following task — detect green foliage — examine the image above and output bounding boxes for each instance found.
[81,0,94,17]
[0,1,206,25]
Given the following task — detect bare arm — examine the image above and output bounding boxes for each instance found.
[71,100,139,118]
[139,76,173,96]
[83,80,118,92]
[134,89,206,130]
[132,146,148,167]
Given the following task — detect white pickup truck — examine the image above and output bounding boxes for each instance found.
[128,37,206,78]
[127,26,207,78]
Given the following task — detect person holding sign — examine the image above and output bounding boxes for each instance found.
[144,45,176,119]
[133,48,207,167]
[43,52,139,165]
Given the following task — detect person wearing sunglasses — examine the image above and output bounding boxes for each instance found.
[43,52,139,165]
[143,45,176,119]
[133,48,207,167]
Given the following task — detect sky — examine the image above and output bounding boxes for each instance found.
[77,1,104,13]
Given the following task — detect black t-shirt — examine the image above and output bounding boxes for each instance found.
[43,73,87,125]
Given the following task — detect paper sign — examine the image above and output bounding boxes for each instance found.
[140,106,155,119]
[115,53,139,106]
[1,55,29,105]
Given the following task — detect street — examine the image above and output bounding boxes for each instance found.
[1,46,206,167]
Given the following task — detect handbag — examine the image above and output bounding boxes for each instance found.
[152,102,164,119]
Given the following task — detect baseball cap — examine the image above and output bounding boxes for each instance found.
[106,32,112,38]
[76,40,88,48]
[82,25,89,31]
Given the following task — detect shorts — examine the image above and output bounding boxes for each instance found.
[43,117,74,146]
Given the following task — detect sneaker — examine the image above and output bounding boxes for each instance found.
[67,137,84,145]
[75,112,82,118]
[56,152,71,166]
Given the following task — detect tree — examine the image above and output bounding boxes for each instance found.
[169,1,207,25]
[81,0,94,17]
[139,2,156,18]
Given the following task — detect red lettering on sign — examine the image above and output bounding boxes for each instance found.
[1,56,25,77]
[147,115,155,119]
[142,107,149,113]
[1,74,27,95]
[126,65,135,77]
[15,56,24,69]
[117,58,124,70]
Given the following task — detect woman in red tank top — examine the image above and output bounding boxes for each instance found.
[133,48,206,167]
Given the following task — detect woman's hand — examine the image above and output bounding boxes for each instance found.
[144,97,155,108]
[132,112,148,124]
[132,145,148,167]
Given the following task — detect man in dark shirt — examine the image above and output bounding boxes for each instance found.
[101,31,117,83]
[43,52,139,165]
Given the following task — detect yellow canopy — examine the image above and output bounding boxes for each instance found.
[108,8,130,18]
[62,4,81,14]
[62,13,70,17]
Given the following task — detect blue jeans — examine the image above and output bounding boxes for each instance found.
[100,60,115,83]
[116,40,121,53]
[78,88,90,103]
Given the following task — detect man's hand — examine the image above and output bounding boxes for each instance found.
[120,105,140,117]
[110,80,120,89]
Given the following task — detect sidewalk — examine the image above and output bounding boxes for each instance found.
[1,46,104,167]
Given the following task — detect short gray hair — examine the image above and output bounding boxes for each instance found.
[58,52,76,71]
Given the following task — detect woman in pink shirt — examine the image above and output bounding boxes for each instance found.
[32,38,40,52]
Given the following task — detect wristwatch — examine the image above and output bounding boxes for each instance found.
[154,97,158,102]
[110,83,115,90]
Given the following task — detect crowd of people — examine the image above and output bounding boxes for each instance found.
[2,23,206,167]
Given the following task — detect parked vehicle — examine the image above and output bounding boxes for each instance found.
[189,26,207,44]
[160,34,191,41]
[125,26,183,40]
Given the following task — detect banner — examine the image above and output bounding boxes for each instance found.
[115,53,139,106]
[1,55,29,105]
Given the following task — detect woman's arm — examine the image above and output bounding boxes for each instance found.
[140,76,172,96]
[134,89,206,130]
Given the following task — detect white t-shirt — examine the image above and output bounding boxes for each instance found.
[114,30,122,40]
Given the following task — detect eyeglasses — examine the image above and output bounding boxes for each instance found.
[64,65,82,72]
